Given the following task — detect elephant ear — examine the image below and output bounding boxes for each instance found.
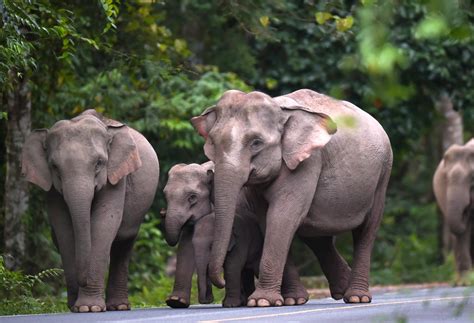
[280,103,336,170]
[191,106,216,161]
[202,161,215,203]
[21,129,52,191]
[107,125,142,185]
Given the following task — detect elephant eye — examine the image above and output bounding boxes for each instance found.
[188,194,198,205]
[250,138,264,151]
[95,159,104,173]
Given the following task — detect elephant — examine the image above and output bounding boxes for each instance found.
[163,161,308,308]
[191,89,393,306]
[21,109,159,312]
[433,139,474,284]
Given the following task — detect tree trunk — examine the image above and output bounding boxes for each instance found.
[436,93,463,259]
[3,72,31,270]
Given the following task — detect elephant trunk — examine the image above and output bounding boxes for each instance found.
[62,178,94,287]
[446,180,470,236]
[164,209,187,247]
[209,162,248,288]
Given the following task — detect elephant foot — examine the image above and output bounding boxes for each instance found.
[282,286,309,306]
[343,288,372,303]
[106,300,131,311]
[247,289,284,307]
[223,296,245,308]
[72,294,106,313]
[199,295,214,304]
[166,295,190,308]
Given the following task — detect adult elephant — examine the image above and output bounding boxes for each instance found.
[191,89,392,306]
[433,139,474,284]
[21,110,159,312]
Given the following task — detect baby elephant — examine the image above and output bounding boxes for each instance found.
[433,139,474,284]
[21,110,159,312]
[163,161,308,308]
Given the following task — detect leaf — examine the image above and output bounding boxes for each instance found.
[336,16,354,32]
[414,15,449,39]
[259,16,270,27]
[315,12,332,25]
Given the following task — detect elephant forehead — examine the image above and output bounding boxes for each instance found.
[47,124,108,157]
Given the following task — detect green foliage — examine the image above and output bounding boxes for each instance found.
[0,256,67,315]
[129,214,172,292]
[130,274,226,308]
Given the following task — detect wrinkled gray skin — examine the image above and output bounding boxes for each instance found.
[163,162,308,307]
[21,110,159,313]
[192,89,393,306]
[433,139,474,284]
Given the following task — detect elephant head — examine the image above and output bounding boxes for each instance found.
[163,161,214,246]
[163,161,214,303]
[191,90,336,287]
[21,109,142,287]
[438,140,474,235]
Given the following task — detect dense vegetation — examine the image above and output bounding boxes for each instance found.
[1,0,473,314]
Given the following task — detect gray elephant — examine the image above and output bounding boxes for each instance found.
[433,139,474,284]
[163,161,308,308]
[21,110,159,312]
[191,89,393,306]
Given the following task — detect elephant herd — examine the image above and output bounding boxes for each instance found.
[20,89,472,313]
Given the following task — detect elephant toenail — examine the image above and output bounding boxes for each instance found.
[275,300,283,306]
[361,296,371,303]
[91,305,102,312]
[79,305,90,312]
[348,296,360,303]
[117,304,129,310]
[247,299,257,307]
[297,298,307,305]
[284,298,296,306]
[257,299,271,307]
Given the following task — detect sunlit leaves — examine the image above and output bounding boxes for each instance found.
[315,12,332,25]
[414,14,449,39]
[259,15,270,27]
[315,11,354,32]
[100,0,119,33]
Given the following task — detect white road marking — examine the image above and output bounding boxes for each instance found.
[198,295,474,323]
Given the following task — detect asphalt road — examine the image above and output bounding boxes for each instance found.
[2,286,473,323]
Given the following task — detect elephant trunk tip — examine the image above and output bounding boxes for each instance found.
[209,265,225,289]
[165,235,179,247]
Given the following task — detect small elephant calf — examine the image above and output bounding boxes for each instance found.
[163,161,308,307]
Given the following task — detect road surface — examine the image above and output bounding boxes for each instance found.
[1,286,473,322]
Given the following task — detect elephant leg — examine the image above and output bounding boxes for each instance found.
[223,249,247,307]
[281,253,309,305]
[167,226,194,308]
[46,189,78,310]
[301,235,351,300]
[192,215,214,305]
[343,170,388,304]
[73,181,126,313]
[105,238,135,311]
[247,202,308,307]
[454,221,472,285]
[241,268,255,299]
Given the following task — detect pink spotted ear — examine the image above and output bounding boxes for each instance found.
[107,125,142,185]
[191,106,217,161]
[21,129,52,191]
[281,106,336,170]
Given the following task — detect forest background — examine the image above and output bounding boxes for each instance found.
[1,0,474,314]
